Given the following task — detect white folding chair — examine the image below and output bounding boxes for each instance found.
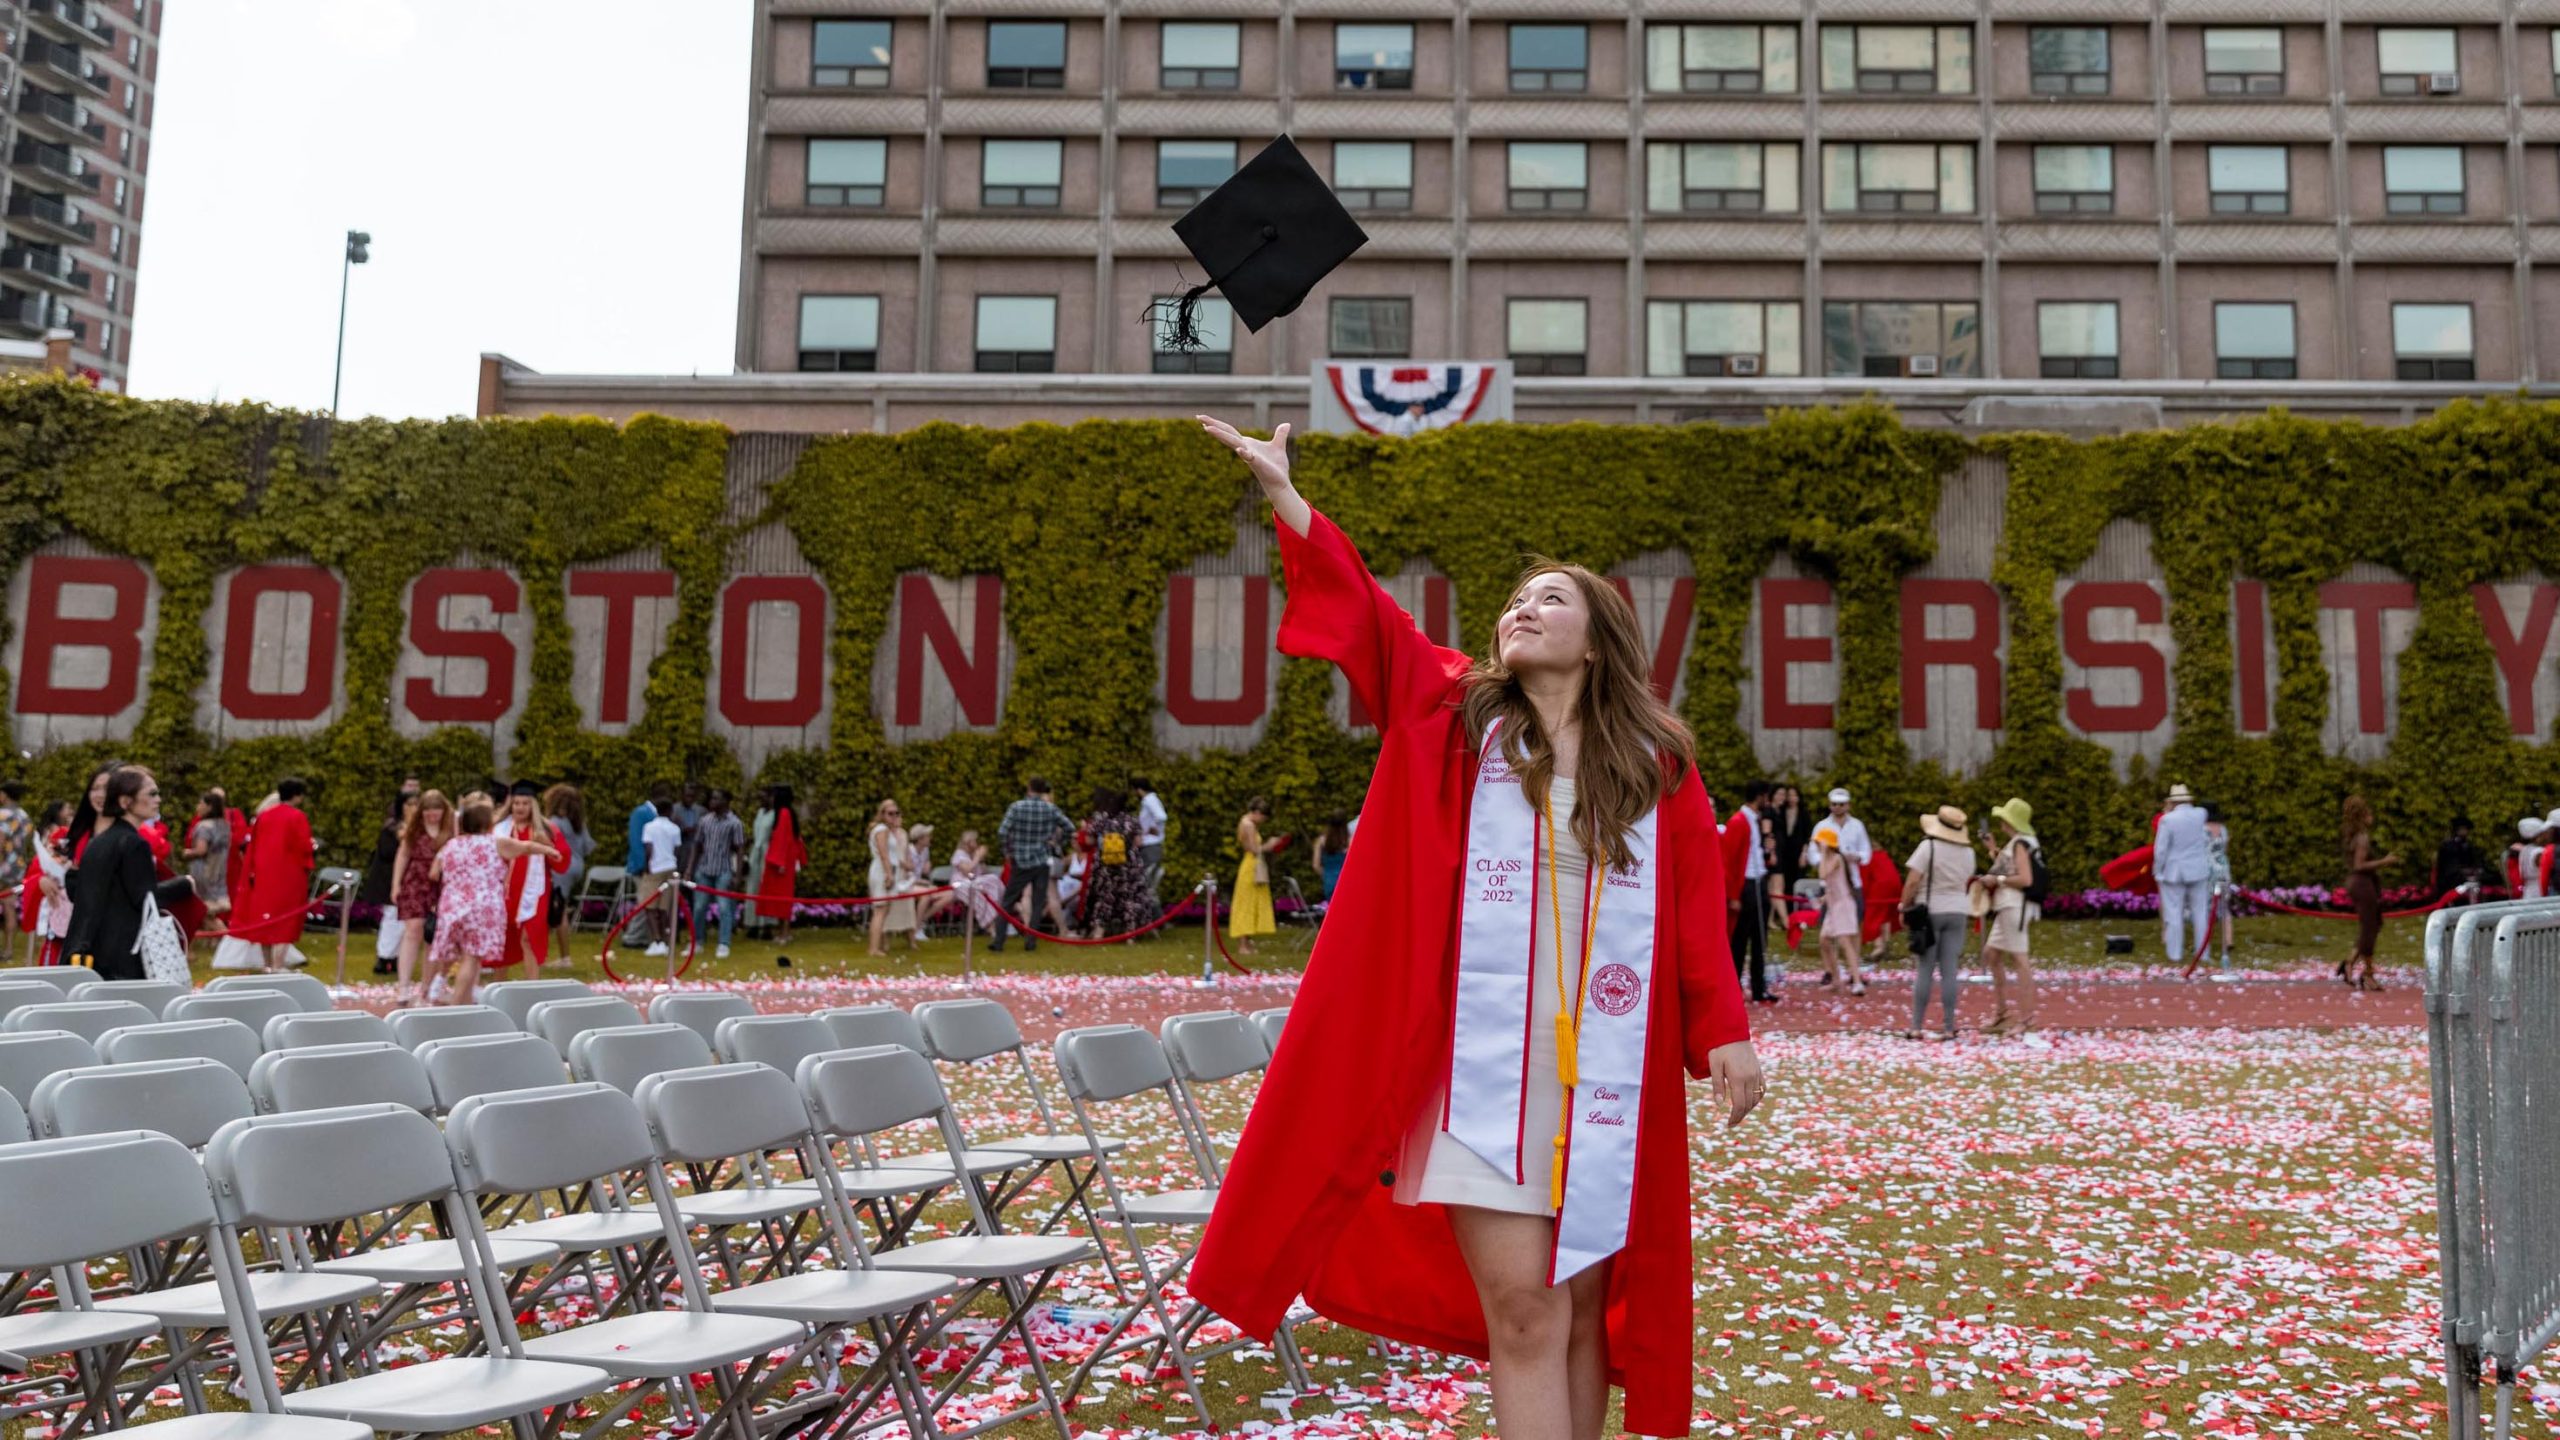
[248,1043,436,1116]
[0,1085,23,1144]
[480,978,596,1031]
[0,1129,373,1440]
[1250,1005,1289,1053]
[910,997,1128,1251]
[0,965,86,997]
[524,993,645,1059]
[165,989,299,1038]
[68,978,190,1017]
[206,972,335,1014]
[3,999,158,1045]
[95,1018,262,1079]
[383,1003,513,1050]
[570,864,631,936]
[0,1028,97,1109]
[1158,1010,1274,1184]
[200,1104,610,1434]
[414,1032,569,1115]
[647,990,755,1049]
[263,1011,395,1051]
[568,1022,715,1095]
[0,977,68,1029]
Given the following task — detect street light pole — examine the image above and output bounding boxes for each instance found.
[331,229,370,414]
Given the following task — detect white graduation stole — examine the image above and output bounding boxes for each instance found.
[1446,717,1660,1280]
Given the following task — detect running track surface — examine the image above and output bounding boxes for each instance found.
[351,964,2424,1041]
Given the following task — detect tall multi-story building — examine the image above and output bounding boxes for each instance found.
[727,0,2560,392]
[0,0,157,389]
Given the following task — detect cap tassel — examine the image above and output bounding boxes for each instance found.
[1141,224,1281,354]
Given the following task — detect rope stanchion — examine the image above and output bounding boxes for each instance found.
[1208,914,1254,976]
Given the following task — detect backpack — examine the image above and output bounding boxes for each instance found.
[1099,830,1130,867]
[2022,842,2052,905]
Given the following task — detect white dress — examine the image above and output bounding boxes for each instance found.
[868,825,917,934]
[1395,775,1589,1217]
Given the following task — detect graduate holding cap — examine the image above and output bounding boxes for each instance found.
[1185,242,1765,1438]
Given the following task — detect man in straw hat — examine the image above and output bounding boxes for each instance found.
[2153,783,2212,965]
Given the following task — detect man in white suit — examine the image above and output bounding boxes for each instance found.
[2153,783,2212,964]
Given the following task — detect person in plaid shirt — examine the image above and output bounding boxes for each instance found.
[990,776,1073,952]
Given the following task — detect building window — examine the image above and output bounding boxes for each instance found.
[812,20,892,87]
[1645,24,1797,93]
[104,272,118,308]
[1508,142,1588,210]
[2033,145,2114,213]
[1329,297,1413,357]
[2037,302,2120,377]
[805,138,887,207]
[798,295,881,371]
[107,225,123,261]
[1152,295,1234,372]
[1644,299,1803,376]
[1507,299,1587,375]
[2207,145,2289,214]
[2392,302,2474,379]
[2029,27,2110,94]
[2377,27,2456,94]
[122,81,135,111]
[1818,25,1973,95]
[987,21,1066,88]
[1157,140,1237,208]
[2214,302,2296,378]
[1509,24,1587,92]
[975,295,1057,372]
[101,320,114,360]
[2203,27,2284,95]
[1335,23,1415,90]
[1160,22,1240,89]
[112,177,127,210]
[1821,143,1976,214]
[1332,141,1414,211]
[1819,300,1980,376]
[1646,141,1799,213]
[2383,146,2464,214]
[981,139,1063,207]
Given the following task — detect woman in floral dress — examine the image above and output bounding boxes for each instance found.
[1081,788,1153,939]
[424,801,550,1005]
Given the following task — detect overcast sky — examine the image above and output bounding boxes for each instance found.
[126,0,750,420]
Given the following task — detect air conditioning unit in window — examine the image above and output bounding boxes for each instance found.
[1903,354,1941,377]
[2428,71,2460,93]
[1728,354,1764,376]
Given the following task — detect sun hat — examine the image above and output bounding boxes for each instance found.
[2164,783,2195,805]
[1992,798,2035,838]
[1813,825,1841,849]
[1918,805,1968,843]
[2545,807,2560,832]
[1826,787,1851,805]
[2531,816,2555,840]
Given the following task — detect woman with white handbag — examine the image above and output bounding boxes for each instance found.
[62,766,197,983]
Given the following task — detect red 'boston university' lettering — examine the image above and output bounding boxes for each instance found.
[220,565,341,723]
[2320,580,2419,736]
[404,569,520,724]
[1899,578,2002,730]
[2062,582,2168,733]
[567,569,678,726]
[16,554,149,716]
[1606,575,1696,704]
[717,575,826,728]
[1166,575,1269,727]
[1758,577,1834,730]
[2474,583,2560,736]
[894,574,1003,727]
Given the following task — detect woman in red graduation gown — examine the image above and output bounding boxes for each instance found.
[495,781,571,971]
[1189,417,1766,1440]
[228,779,316,969]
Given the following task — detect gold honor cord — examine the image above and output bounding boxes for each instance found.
[1542,797,1599,1211]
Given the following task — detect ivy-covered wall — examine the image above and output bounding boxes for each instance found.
[3,375,2553,896]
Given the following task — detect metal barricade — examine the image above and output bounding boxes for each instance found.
[2427,896,2560,1438]
[2484,910,2560,1437]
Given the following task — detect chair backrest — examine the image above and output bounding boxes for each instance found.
[248,1042,435,1115]
[797,1045,951,1138]
[264,1010,396,1051]
[416,1032,569,1113]
[0,1083,25,1144]
[646,991,755,1047]
[816,1003,929,1055]
[633,1061,818,1162]
[201,1103,455,1227]
[386,1004,514,1050]
[482,978,597,1031]
[0,1029,98,1108]
[311,865,363,897]
[68,978,188,1017]
[164,989,299,1036]
[1249,1006,1288,1053]
[0,978,70,1028]
[714,1012,837,1071]
[3,998,158,1044]
[1161,1011,1271,1084]
[0,1131,215,1269]
[912,997,1026,1063]
[96,1018,262,1078]
[568,1023,715,1094]
[526,995,646,1058]
[31,1056,255,1149]
[205,972,334,1014]
[580,864,629,892]
[1055,1024,1175,1103]
[0,965,86,997]
[446,1081,657,1196]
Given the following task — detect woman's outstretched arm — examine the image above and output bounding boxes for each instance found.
[1197,416,1312,537]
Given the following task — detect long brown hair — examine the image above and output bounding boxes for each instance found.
[401,789,453,849]
[2341,793,2374,858]
[1459,560,1696,870]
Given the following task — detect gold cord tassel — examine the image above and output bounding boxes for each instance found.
[1551,1132,1568,1209]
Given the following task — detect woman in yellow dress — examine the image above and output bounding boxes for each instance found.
[1230,796,1280,951]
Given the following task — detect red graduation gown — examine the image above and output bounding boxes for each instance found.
[1188,509,1752,1438]
[497,819,570,970]
[756,810,805,922]
[228,803,315,945]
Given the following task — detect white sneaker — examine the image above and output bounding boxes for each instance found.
[716,945,731,959]
[644,942,669,958]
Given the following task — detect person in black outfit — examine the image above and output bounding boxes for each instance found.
[1732,779,1778,1004]
[2432,815,2486,900]
[362,789,411,974]
[63,766,197,981]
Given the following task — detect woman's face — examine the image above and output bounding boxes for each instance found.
[424,800,449,829]
[127,776,161,823]
[509,794,533,822]
[1495,571,1594,678]
[86,771,108,807]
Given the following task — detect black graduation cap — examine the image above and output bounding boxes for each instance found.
[1151,135,1368,352]
[508,779,541,799]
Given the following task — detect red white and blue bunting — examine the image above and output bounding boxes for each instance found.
[1322,363,1501,436]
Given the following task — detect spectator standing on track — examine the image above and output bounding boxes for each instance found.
[1133,776,1169,908]
[637,801,684,959]
[1975,798,2043,1040]
[2152,784,2212,966]
[690,789,746,959]
[1083,788,1153,939]
[990,776,1074,954]
[1902,805,1976,1041]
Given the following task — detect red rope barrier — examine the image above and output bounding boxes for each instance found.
[1207,912,1255,975]
[2242,891,2451,922]
[682,879,961,909]
[985,896,1207,949]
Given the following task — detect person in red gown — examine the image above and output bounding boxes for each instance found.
[754,786,805,945]
[494,781,571,972]
[228,778,316,971]
[1189,416,1765,1440]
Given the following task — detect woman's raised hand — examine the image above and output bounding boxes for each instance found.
[1198,415,1312,536]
